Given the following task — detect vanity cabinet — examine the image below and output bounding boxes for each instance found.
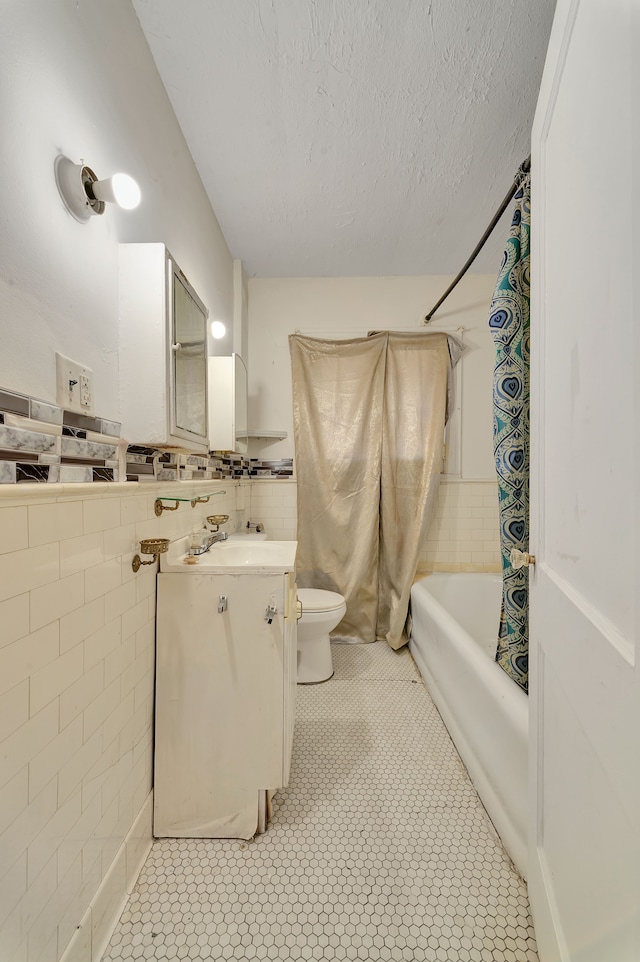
[208,353,248,453]
[154,569,297,839]
[119,243,209,452]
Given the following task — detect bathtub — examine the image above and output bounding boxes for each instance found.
[409,573,528,878]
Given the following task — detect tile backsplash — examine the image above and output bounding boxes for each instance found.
[0,387,294,486]
[126,447,293,483]
[0,389,123,484]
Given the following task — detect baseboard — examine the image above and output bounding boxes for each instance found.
[59,792,154,962]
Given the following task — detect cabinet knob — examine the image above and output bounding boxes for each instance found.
[171,342,182,352]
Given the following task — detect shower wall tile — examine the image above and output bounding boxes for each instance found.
[421,480,501,572]
[249,478,499,569]
[249,480,297,541]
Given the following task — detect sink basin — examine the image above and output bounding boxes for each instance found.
[227,531,268,542]
[160,537,296,574]
[207,542,288,565]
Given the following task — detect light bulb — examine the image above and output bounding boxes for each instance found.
[110,173,141,210]
[211,321,226,339]
[91,173,141,210]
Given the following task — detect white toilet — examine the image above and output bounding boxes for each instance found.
[296,588,347,684]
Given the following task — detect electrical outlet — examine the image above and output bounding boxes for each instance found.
[56,353,95,415]
[80,374,91,408]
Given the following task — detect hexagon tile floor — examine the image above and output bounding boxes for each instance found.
[103,643,537,962]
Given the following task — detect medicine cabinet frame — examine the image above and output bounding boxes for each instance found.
[167,255,209,449]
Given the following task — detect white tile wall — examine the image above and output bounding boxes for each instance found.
[0,480,236,962]
[250,478,500,572]
[249,481,297,541]
[420,480,501,572]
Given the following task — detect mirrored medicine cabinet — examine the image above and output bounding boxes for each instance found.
[119,243,210,453]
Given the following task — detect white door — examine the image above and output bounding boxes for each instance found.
[529,1,639,960]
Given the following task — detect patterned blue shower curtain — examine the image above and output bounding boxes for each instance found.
[488,171,531,693]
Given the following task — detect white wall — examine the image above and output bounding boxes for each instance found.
[0,0,234,420]
[247,274,497,479]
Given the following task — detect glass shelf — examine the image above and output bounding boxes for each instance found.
[154,489,227,516]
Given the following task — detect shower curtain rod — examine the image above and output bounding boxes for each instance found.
[424,155,531,323]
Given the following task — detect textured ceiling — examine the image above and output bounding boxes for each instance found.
[132,0,556,277]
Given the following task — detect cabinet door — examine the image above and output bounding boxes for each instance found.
[234,354,248,454]
[170,263,208,445]
[208,354,248,453]
[154,572,286,838]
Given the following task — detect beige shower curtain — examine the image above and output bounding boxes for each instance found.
[290,331,454,650]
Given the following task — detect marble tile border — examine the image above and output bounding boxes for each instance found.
[125,447,294,483]
[0,386,294,485]
[0,387,123,484]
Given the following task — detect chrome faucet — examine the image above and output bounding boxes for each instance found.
[190,530,229,556]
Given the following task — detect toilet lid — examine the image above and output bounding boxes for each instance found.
[297,588,346,612]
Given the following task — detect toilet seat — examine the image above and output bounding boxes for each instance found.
[297,588,345,612]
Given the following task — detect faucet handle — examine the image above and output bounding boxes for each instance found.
[247,521,264,533]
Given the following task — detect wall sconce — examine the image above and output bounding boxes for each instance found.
[211,321,226,339]
[55,155,141,222]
